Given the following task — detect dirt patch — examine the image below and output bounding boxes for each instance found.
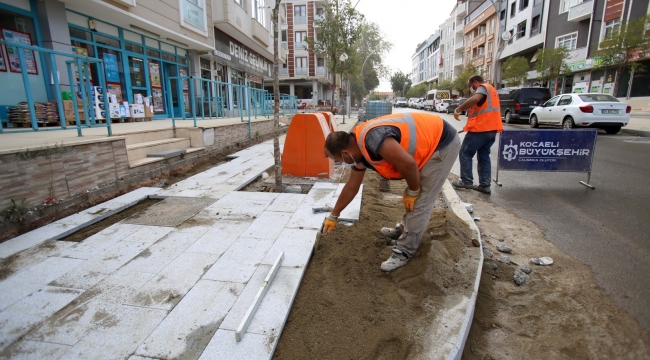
[58,198,160,242]
[453,185,650,359]
[273,171,476,359]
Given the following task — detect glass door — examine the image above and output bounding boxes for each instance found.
[162,62,181,117]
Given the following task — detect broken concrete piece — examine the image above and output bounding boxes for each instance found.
[284,185,302,194]
[514,268,530,286]
[496,255,511,264]
[496,244,512,253]
[530,257,554,266]
[519,266,531,274]
[482,247,494,258]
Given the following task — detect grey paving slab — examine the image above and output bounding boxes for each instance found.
[0,279,44,311]
[58,223,143,260]
[265,193,307,213]
[50,241,151,290]
[106,187,161,205]
[337,184,363,222]
[59,305,167,360]
[185,220,254,256]
[175,189,208,197]
[26,269,157,346]
[260,228,317,268]
[302,184,337,206]
[135,280,245,359]
[240,211,293,240]
[0,240,73,281]
[198,329,271,360]
[202,237,276,284]
[286,203,329,230]
[199,185,241,200]
[128,356,159,360]
[120,225,175,243]
[0,223,78,259]
[123,197,217,227]
[118,230,203,274]
[125,252,220,310]
[0,286,84,351]
[2,256,85,288]
[0,339,71,359]
[206,191,259,210]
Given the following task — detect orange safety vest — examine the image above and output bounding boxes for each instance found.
[352,112,444,180]
[465,83,503,133]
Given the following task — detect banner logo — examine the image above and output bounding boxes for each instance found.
[502,140,518,161]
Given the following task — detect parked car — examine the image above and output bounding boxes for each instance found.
[395,97,407,108]
[498,87,552,123]
[424,89,451,111]
[529,93,630,134]
[416,98,425,109]
[446,98,468,114]
[408,98,419,108]
[435,99,453,113]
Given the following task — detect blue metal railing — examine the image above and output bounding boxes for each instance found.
[0,40,112,136]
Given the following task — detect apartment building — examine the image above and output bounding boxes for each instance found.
[464,1,499,84]
[411,31,440,86]
[270,0,334,106]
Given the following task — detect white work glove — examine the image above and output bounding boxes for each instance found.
[453,110,461,121]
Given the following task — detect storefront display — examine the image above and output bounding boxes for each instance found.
[2,28,38,75]
[0,45,6,72]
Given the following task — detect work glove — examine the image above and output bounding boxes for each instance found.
[402,187,421,212]
[322,214,338,234]
[453,110,461,121]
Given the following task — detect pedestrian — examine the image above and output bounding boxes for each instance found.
[451,75,503,194]
[321,112,460,272]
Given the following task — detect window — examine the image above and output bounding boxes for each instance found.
[561,0,583,13]
[180,0,206,32]
[317,58,325,67]
[557,95,573,105]
[235,0,243,6]
[531,15,540,35]
[485,64,491,81]
[252,0,266,26]
[295,57,308,74]
[604,19,620,39]
[516,20,527,39]
[500,10,506,20]
[545,96,560,106]
[510,2,516,18]
[295,31,307,49]
[489,18,495,34]
[557,33,577,50]
[281,30,287,42]
[479,26,486,35]
[294,5,307,23]
[519,0,529,11]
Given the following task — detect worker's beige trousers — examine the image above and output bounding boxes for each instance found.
[396,133,461,257]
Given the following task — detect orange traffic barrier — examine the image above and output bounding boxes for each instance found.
[282,113,334,177]
[318,111,338,133]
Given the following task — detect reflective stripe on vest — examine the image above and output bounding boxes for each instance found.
[356,113,417,167]
[468,84,500,119]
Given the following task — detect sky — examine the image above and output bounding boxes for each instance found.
[354,0,456,92]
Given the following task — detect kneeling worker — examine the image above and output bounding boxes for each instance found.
[322,112,460,272]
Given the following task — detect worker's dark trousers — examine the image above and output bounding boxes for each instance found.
[396,133,461,258]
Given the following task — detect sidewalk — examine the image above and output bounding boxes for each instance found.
[623,116,650,137]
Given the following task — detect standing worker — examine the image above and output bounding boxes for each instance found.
[451,75,503,194]
[321,112,460,272]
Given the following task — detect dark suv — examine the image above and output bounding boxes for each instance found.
[497,87,552,124]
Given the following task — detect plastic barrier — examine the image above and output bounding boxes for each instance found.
[282,113,334,177]
[318,111,337,133]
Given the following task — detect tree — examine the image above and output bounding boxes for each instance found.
[307,0,364,112]
[405,83,428,98]
[502,56,529,87]
[356,21,392,80]
[271,0,282,192]
[593,15,650,98]
[534,47,569,95]
[436,79,454,91]
[453,63,478,97]
[390,70,411,97]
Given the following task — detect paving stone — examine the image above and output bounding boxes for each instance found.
[202,237,276,284]
[2,256,85,288]
[135,280,244,359]
[58,223,144,260]
[199,185,239,199]
[175,189,207,197]
[260,229,317,268]
[120,226,175,244]
[0,279,44,311]
[266,193,306,213]
[286,203,329,230]
[198,329,271,360]
[50,241,151,290]
[205,192,258,210]
[302,186,337,206]
[220,265,302,342]
[119,231,203,274]
[0,339,71,360]
[26,270,157,346]
[0,223,78,259]
[0,240,73,280]
[123,197,217,227]
[240,211,292,240]
[336,184,363,222]
[0,286,84,351]
[229,198,275,218]
[107,187,161,205]
[185,220,254,256]
[59,305,167,360]
[125,252,220,310]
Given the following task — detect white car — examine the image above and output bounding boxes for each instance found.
[435,99,453,113]
[529,93,630,134]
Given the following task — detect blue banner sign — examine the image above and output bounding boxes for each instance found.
[498,129,597,172]
[103,53,120,83]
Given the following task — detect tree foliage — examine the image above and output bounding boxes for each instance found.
[436,79,454,91]
[390,70,412,97]
[453,63,478,97]
[593,15,650,97]
[502,56,529,86]
[534,47,569,89]
[307,0,364,110]
[405,83,428,98]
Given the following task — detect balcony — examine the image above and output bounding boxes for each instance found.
[294,41,308,51]
[294,15,307,24]
[295,67,308,75]
[251,20,269,47]
[472,34,486,48]
[473,55,485,66]
[279,67,289,75]
[454,57,464,67]
[455,40,464,50]
[568,0,593,22]
[316,66,326,75]
[486,51,493,63]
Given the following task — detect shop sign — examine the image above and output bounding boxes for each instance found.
[214,30,271,78]
[103,53,120,83]
[576,60,585,70]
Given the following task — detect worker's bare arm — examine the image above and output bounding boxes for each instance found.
[377,137,420,191]
[331,168,365,217]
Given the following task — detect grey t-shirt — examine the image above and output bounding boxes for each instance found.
[475,85,488,107]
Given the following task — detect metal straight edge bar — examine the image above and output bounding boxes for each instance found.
[235,251,284,342]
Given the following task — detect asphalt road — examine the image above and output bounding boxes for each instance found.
[392,107,650,331]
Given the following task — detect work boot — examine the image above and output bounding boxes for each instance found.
[474,185,491,194]
[380,223,403,240]
[381,249,410,272]
[452,181,474,190]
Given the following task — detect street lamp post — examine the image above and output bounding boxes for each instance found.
[340,53,348,123]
